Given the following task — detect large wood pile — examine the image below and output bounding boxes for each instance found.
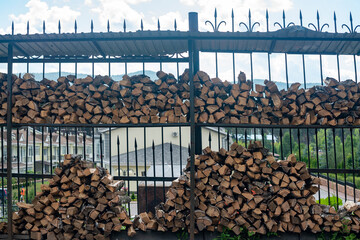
[132,142,360,236]
[194,71,360,125]
[12,155,131,240]
[10,71,190,124]
[0,70,359,125]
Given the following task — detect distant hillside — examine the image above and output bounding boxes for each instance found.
[30,70,158,82]
[25,71,319,90]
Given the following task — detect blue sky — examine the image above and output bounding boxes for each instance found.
[0,0,359,85]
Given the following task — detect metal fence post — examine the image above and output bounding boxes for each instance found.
[189,13,202,155]
[6,42,13,239]
[188,11,198,240]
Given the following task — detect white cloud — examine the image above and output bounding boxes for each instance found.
[91,0,148,29]
[0,0,81,34]
[179,0,195,6]
[84,0,92,5]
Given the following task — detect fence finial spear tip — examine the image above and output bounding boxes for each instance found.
[282,10,285,19]
[107,19,110,32]
[158,18,160,30]
[117,136,119,144]
[248,9,251,18]
[11,21,14,35]
[123,19,126,32]
[174,19,177,30]
[350,12,353,21]
[299,10,302,19]
[214,8,217,18]
[333,11,336,21]
[141,19,143,30]
[231,8,234,18]
[266,9,269,18]
[317,10,320,20]
[26,21,29,34]
[170,142,172,151]
[135,138,137,148]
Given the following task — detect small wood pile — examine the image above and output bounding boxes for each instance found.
[132,142,360,236]
[12,155,131,240]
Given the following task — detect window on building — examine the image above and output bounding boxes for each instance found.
[35,146,40,155]
[28,146,33,156]
[61,146,66,155]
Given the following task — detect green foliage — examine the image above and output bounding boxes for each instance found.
[316,195,343,210]
[131,193,136,201]
[212,227,261,240]
[176,229,188,240]
[317,231,360,240]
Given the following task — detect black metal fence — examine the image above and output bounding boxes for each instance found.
[1,8,360,239]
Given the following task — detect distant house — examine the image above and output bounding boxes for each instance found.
[100,126,231,176]
[0,127,93,174]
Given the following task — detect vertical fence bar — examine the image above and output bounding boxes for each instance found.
[144,127,148,212]
[59,127,61,165]
[188,12,198,240]
[350,128,356,201]
[25,127,28,203]
[6,42,13,238]
[50,129,53,175]
[33,127,36,196]
[134,138,139,215]
[83,131,86,160]
[332,128,339,209]
[126,127,130,216]
[58,127,61,166]
[66,130,69,154]
[75,127,78,155]
[109,128,111,174]
[117,136,120,178]
[232,9,236,84]
[179,126,182,174]
[1,127,4,215]
[161,127,165,201]
[280,128,283,159]
[324,129,331,204]
[17,128,20,201]
[341,128,347,202]
[92,128,95,163]
[152,141,156,209]
[100,134,103,168]
[41,126,44,184]
[266,10,272,81]
[315,128,321,201]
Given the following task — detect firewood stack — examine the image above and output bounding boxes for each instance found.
[10,70,190,124]
[0,69,359,125]
[130,142,360,236]
[12,154,131,240]
[193,71,360,125]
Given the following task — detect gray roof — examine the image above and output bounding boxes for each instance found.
[111,143,189,167]
[1,27,360,59]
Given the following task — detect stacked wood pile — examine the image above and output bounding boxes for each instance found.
[132,142,360,236]
[194,71,360,125]
[10,71,190,124]
[0,70,360,125]
[12,155,131,240]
